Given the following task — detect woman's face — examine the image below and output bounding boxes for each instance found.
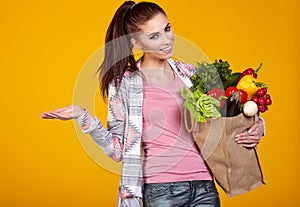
[132,13,174,60]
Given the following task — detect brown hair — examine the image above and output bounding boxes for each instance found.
[98,1,167,98]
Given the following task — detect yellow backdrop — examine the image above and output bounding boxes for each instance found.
[1,0,299,206]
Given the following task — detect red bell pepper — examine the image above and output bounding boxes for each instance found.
[238,63,263,81]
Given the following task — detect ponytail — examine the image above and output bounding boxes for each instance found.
[98,1,167,98]
[98,1,137,98]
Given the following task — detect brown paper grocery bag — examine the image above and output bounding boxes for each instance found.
[184,110,265,197]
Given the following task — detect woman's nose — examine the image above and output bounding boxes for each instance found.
[161,33,171,45]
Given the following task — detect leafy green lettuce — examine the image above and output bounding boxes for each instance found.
[181,87,221,123]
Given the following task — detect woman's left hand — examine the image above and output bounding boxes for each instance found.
[235,121,264,148]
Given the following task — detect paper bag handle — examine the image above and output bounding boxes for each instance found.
[184,107,195,133]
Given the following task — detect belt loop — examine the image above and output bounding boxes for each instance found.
[189,180,193,190]
[204,180,209,192]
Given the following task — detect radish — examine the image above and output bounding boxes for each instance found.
[243,101,258,116]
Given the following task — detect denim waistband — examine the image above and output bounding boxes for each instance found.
[144,180,214,188]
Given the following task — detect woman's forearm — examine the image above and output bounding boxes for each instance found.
[76,110,124,162]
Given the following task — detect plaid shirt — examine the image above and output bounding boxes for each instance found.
[76,58,197,206]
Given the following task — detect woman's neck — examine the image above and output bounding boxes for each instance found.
[139,56,175,85]
[140,56,170,71]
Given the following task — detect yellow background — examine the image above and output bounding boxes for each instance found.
[1,0,299,206]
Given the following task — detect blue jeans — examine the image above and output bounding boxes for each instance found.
[143,180,220,207]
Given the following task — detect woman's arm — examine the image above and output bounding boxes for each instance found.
[75,108,124,162]
[41,83,127,162]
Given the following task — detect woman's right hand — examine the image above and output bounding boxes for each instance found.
[41,105,85,121]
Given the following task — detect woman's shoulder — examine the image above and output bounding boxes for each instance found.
[109,70,141,89]
[123,70,142,80]
[169,58,197,77]
[172,59,197,71]
[123,70,139,78]
[120,70,143,89]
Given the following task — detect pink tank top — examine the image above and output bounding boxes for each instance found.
[142,73,213,184]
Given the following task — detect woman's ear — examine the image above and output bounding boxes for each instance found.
[131,38,142,49]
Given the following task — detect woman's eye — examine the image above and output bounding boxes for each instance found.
[165,25,172,32]
[150,34,159,39]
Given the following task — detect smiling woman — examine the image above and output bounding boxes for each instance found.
[132,13,175,85]
[41,1,265,207]
[131,14,174,59]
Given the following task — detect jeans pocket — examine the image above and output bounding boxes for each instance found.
[144,183,190,207]
[204,181,218,193]
[192,181,220,207]
[144,183,170,201]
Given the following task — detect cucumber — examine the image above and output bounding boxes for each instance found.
[223,72,241,89]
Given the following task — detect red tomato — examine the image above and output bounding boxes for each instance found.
[225,86,238,98]
[238,89,248,104]
[207,88,224,99]
[207,88,226,107]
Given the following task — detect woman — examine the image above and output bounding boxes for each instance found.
[41,1,265,207]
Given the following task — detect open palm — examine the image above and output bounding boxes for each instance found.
[41,105,85,121]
